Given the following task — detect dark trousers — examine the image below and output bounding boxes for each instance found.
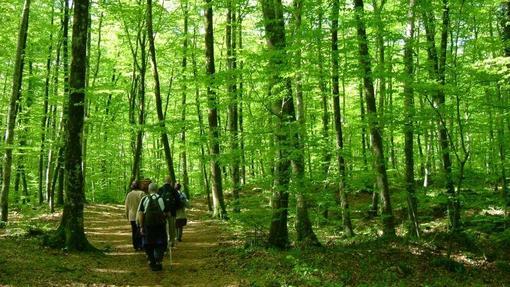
[145,244,165,267]
[130,221,142,250]
[176,227,183,241]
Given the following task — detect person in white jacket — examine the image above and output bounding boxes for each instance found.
[125,180,145,251]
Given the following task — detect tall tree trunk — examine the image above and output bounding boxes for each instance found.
[1,0,31,222]
[403,0,420,237]
[353,0,395,236]
[39,4,56,206]
[205,0,227,219]
[53,0,94,251]
[192,27,211,210]
[421,0,460,231]
[147,0,176,183]
[292,0,320,246]
[332,0,354,237]
[499,1,510,213]
[227,0,241,212]
[260,0,298,248]
[180,0,191,198]
[373,0,387,119]
[131,29,147,185]
[238,9,247,186]
[317,1,331,179]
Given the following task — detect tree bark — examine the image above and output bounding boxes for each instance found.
[292,0,320,246]
[353,0,395,236]
[39,4,56,206]
[260,0,301,248]
[403,0,420,237]
[421,0,460,231]
[205,0,227,219]
[147,0,176,183]
[332,0,354,237]
[53,0,94,251]
[1,0,31,222]
[227,0,241,212]
[180,0,191,198]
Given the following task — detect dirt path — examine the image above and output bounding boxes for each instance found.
[85,200,241,286]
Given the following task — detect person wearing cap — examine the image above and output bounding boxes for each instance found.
[125,180,145,251]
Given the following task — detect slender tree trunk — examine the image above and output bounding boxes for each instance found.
[353,0,395,236]
[403,0,420,237]
[499,1,510,212]
[373,0,387,120]
[227,0,241,212]
[421,0,460,231]
[147,0,176,183]
[238,8,247,186]
[39,4,56,206]
[192,27,211,210]
[292,0,320,246]
[1,0,31,222]
[180,0,191,198]
[205,0,227,219]
[331,0,354,237]
[53,0,94,251]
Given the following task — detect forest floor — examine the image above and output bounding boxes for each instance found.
[1,192,510,286]
[0,199,243,286]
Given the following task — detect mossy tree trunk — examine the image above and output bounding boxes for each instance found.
[53,0,95,251]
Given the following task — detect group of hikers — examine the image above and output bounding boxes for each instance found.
[124,176,189,271]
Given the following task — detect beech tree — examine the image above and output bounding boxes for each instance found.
[0,0,31,222]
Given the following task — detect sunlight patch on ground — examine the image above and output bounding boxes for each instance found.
[451,253,487,267]
[86,231,130,237]
[92,268,132,274]
[92,204,124,210]
[86,226,129,232]
[105,251,140,256]
[480,206,505,216]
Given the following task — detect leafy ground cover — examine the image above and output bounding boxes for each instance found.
[0,188,509,286]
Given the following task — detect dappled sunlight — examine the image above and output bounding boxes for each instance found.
[86,231,130,237]
[87,220,126,225]
[105,251,140,256]
[480,206,505,216]
[86,226,129,232]
[92,268,132,274]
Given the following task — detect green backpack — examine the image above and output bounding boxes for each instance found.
[144,195,166,227]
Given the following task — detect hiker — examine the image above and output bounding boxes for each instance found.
[175,183,189,242]
[138,182,168,271]
[125,180,145,251]
[158,176,180,247]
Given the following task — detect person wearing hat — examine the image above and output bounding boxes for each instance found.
[125,180,145,251]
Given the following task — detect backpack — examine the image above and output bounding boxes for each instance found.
[177,192,187,209]
[144,195,166,227]
[160,184,179,212]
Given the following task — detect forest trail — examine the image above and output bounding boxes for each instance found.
[84,200,240,287]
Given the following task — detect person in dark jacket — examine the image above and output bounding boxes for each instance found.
[158,176,180,247]
[138,183,167,271]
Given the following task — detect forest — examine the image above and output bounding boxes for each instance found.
[0,0,510,285]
